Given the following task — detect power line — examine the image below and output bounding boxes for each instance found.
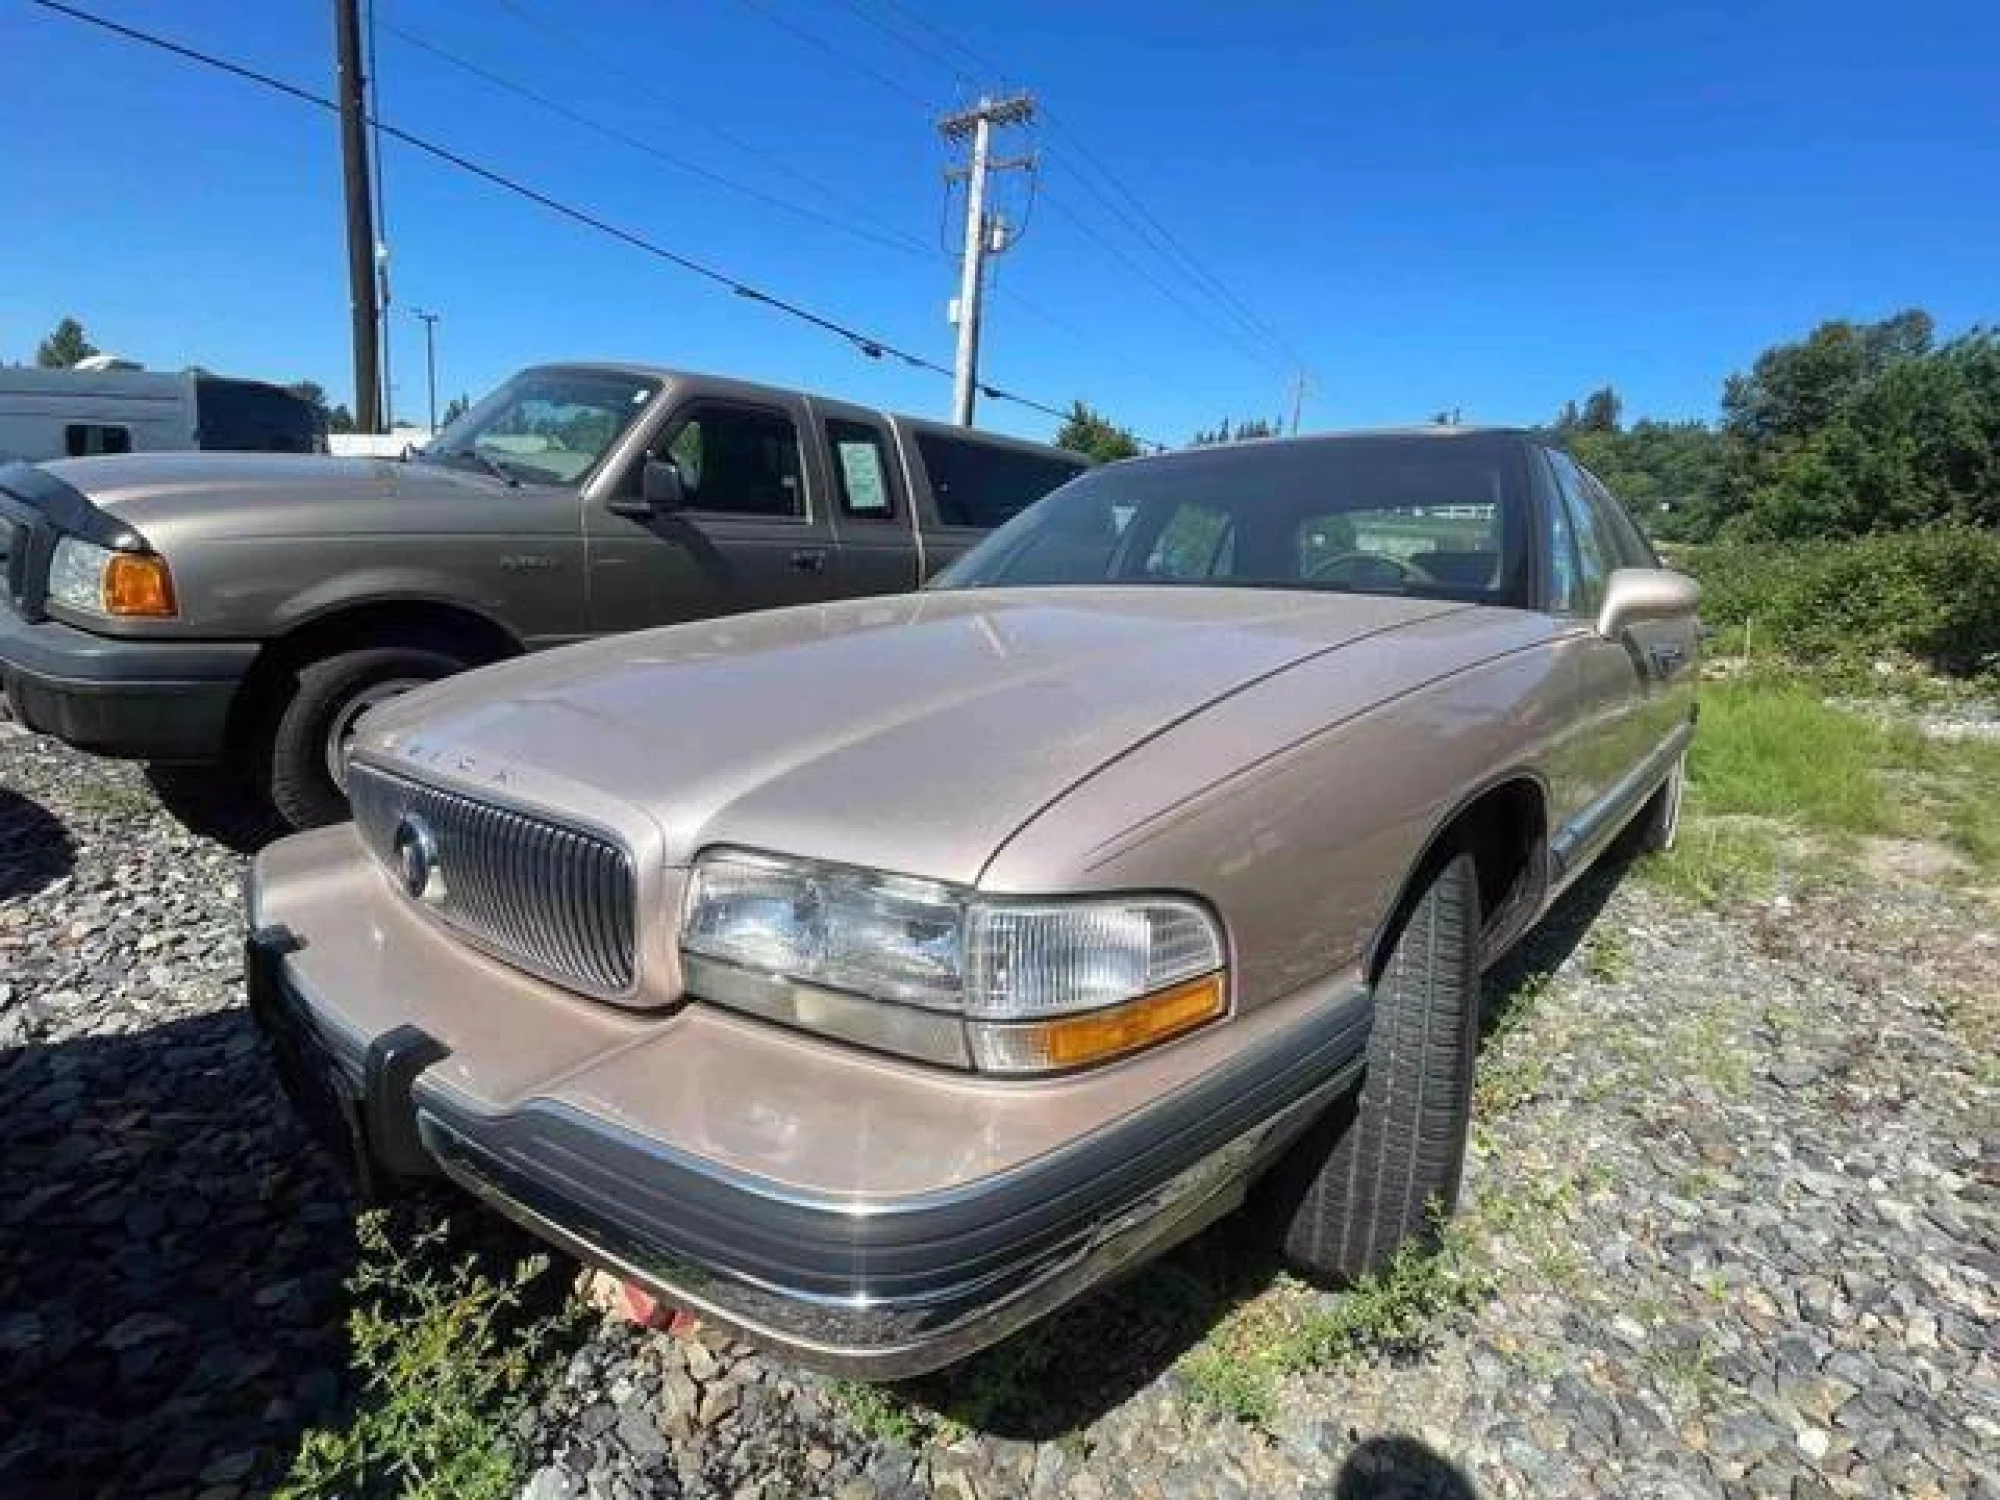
[826,2,1303,376]
[22,0,1165,440]
[379,16,939,264]
[1037,188,1287,375]
[726,0,935,111]
[486,0,941,262]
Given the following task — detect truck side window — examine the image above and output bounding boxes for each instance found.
[913,432,1085,529]
[65,424,132,457]
[826,419,896,519]
[662,406,804,518]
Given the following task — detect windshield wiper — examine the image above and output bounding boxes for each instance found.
[434,447,521,487]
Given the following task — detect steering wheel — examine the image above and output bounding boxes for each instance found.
[1304,551,1434,588]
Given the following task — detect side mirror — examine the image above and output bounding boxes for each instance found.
[608,457,688,519]
[1596,566,1701,639]
[642,457,688,511]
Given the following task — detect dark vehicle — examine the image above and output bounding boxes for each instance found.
[0,364,1086,827]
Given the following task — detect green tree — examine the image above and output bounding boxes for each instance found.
[35,317,99,368]
[1190,416,1280,446]
[1054,400,1140,463]
[1716,311,1998,539]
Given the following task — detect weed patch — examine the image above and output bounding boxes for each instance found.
[280,1210,586,1500]
[1177,1224,1491,1427]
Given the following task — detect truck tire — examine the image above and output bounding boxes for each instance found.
[1632,751,1686,854]
[1272,851,1481,1282]
[263,646,468,829]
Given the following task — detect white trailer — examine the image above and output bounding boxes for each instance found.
[0,366,324,463]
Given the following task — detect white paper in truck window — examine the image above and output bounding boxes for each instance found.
[837,440,890,515]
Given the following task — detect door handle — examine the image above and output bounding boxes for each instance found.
[789,548,828,574]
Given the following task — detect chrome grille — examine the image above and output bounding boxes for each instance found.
[348,764,638,997]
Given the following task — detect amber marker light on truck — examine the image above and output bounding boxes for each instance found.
[47,537,178,618]
[103,553,178,617]
[680,849,1229,1074]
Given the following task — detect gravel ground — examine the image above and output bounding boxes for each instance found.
[2,720,1996,1500]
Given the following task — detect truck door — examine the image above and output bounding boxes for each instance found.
[815,406,921,598]
[585,398,841,635]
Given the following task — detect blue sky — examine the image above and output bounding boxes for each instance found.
[2,0,1994,445]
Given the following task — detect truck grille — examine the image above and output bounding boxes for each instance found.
[348,764,638,998]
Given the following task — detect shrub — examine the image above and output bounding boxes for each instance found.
[1678,527,2000,676]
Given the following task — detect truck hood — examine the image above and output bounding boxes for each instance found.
[356,587,1464,886]
[40,451,526,538]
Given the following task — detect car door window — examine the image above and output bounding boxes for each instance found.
[1581,471,1661,568]
[661,406,805,518]
[826,419,898,520]
[1546,451,1608,617]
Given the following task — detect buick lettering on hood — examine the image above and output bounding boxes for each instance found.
[246,429,1699,1376]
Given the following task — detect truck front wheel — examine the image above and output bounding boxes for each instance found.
[262,646,469,828]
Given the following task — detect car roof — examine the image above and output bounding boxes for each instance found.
[1100,425,1540,472]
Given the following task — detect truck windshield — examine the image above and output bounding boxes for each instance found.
[423,369,659,487]
[930,435,1530,606]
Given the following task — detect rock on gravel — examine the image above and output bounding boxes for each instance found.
[0,733,356,1496]
[5,723,1997,1499]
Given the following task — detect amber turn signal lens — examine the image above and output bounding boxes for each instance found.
[103,553,177,617]
[1022,972,1226,1070]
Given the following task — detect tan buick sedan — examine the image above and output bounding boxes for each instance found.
[246,429,1699,1376]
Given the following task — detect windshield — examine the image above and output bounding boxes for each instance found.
[422,369,659,486]
[931,435,1531,605]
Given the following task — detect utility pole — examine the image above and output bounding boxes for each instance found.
[334,0,382,433]
[940,93,1035,427]
[1287,370,1314,436]
[411,307,440,432]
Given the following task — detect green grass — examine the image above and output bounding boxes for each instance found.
[280,1211,587,1500]
[1176,1223,1492,1426]
[1691,677,1898,835]
[1640,673,2000,903]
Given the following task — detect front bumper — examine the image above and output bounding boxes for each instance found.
[0,603,256,760]
[245,835,1371,1378]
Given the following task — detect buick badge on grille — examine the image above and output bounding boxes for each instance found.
[392,814,447,905]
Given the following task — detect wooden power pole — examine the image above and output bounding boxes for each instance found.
[335,0,382,433]
[940,93,1035,427]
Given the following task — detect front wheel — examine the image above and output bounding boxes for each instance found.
[1633,751,1687,854]
[262,646,468,828]
[1267,851,1482,1282]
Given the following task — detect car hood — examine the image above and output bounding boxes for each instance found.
[357,587,1465,886]
[40,451,523,538]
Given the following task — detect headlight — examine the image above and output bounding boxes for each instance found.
[681,850,1226,1074]
[48,537,177,618]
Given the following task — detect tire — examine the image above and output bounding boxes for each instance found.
[1273,851,1481,1281]
[262,646,468,829]
[1633,751,1686,854]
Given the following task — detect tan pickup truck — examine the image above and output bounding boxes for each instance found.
[0,364,1082,827]
[247,428,1699,1377]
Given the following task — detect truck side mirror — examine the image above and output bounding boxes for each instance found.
[642,457,689,511]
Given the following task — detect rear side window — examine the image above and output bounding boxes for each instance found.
[913,433,1084,529]
[826,419,897,519]
[65,424,132,457]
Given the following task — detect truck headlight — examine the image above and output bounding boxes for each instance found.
[680,850,1226,1073]
[48,537,178,618]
